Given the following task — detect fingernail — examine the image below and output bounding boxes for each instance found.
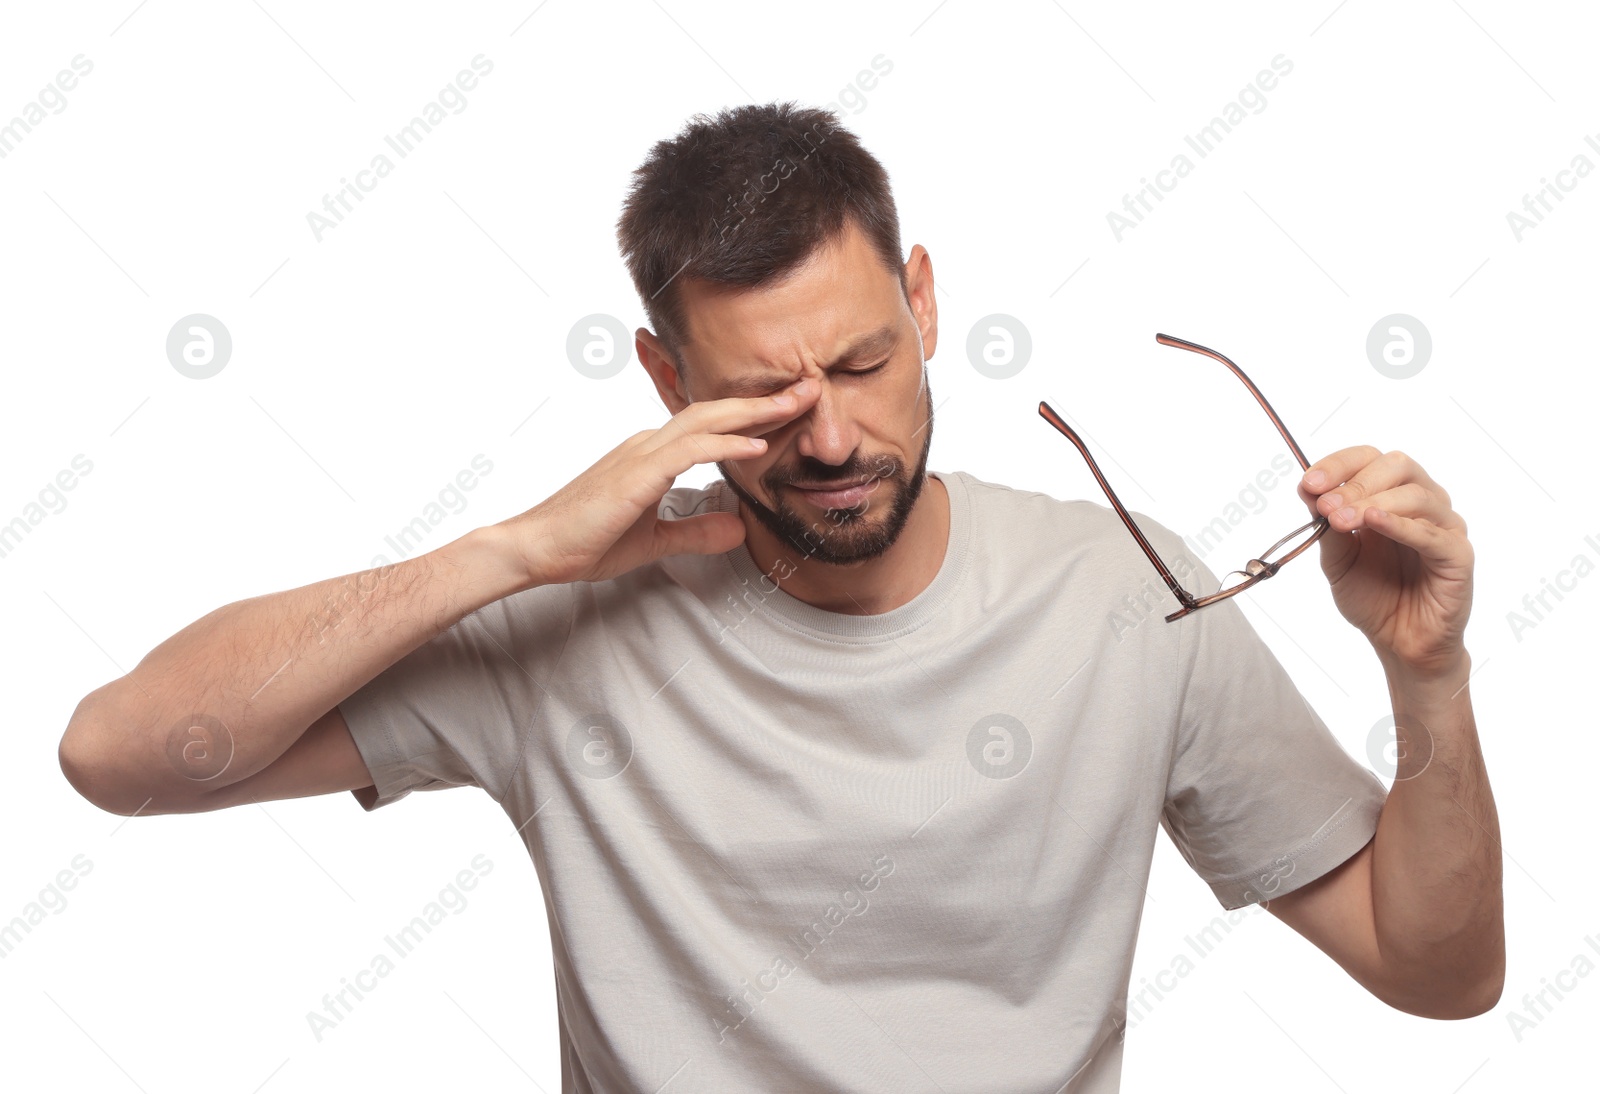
[792,379,812,396]
[1324,493,1343,510]
[1305,470,1326,489]
[1336,506,1356,522]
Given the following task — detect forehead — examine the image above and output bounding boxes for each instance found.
[678,221,902,387]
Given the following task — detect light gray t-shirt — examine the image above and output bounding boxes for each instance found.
[339,468,1388,1093]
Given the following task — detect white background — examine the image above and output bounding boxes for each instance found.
[2,1,1593,1090]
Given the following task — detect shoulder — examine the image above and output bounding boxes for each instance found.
[950,469,1185,560]
[946,469,1207,612]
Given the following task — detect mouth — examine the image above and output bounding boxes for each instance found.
[789,477,878,509]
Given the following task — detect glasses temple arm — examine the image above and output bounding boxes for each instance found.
[1154,333,1313,469]
[1037,401,1199,612]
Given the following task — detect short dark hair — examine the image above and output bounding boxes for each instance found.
[616,101,906,378]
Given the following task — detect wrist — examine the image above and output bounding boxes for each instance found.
[437,524,546,608]
[1380,646,1473,710]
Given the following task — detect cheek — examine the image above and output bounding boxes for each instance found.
[741,448,782,483]
[890,367,927,423]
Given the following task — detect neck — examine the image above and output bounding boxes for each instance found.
[735,472,951,616]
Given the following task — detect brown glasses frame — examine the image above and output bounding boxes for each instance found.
[1038,333,1331,622]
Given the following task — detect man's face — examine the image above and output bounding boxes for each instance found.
[675,222,937,565]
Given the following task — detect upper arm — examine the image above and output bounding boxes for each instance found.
[167,706,375,814]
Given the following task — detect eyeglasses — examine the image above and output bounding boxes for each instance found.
[1038,333,1330,622]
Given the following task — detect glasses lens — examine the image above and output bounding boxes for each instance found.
[1209,519,1322,599]
[1261,518,1323,567]
[1213,567,1257,598]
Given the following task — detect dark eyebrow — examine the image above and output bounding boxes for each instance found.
[720,325,898,398]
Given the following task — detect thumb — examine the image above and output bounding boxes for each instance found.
[651,512,747,560]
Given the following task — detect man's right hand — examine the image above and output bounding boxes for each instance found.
[498,375,820,588]
[57,374,819,816]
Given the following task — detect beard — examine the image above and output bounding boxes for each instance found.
[718,370,935,565]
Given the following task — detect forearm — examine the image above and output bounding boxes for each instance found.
[62,525,529,812]
[1370,649,1504,1012]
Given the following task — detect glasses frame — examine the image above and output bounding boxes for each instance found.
[1038,333,1330,622]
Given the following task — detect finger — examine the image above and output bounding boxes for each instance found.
[651,511,747,559]
[1340,450,1451,513]
[1360,507,1472,567]
[1320,482,1460,533]
[1302,448,1450,513]
[615,427,664,456]
[645,376,822,455]
[1299,445,1382,499]
[642,430,770,494]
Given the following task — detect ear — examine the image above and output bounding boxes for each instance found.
[904,244,938,361]
[636,328,692,414]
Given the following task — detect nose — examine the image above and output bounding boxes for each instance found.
[791,376,861,467]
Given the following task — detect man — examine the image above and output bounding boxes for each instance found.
[59,102,1502,1092]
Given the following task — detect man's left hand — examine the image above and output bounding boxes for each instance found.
[1297,447,1473,679]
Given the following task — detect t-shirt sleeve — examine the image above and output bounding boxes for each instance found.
[337,580,575,812]
[1155,539,1389,910]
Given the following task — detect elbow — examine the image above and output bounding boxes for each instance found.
[59,719,139,817]
[1371,904,1506,1021]
[1391,982,1502,1021]
[59,696,171,817]
[1453,966,1506,1019]
[1378,956,1505,1020]
[1466,975,1505,1018]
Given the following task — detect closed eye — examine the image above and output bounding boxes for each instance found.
[750,359,889,397]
